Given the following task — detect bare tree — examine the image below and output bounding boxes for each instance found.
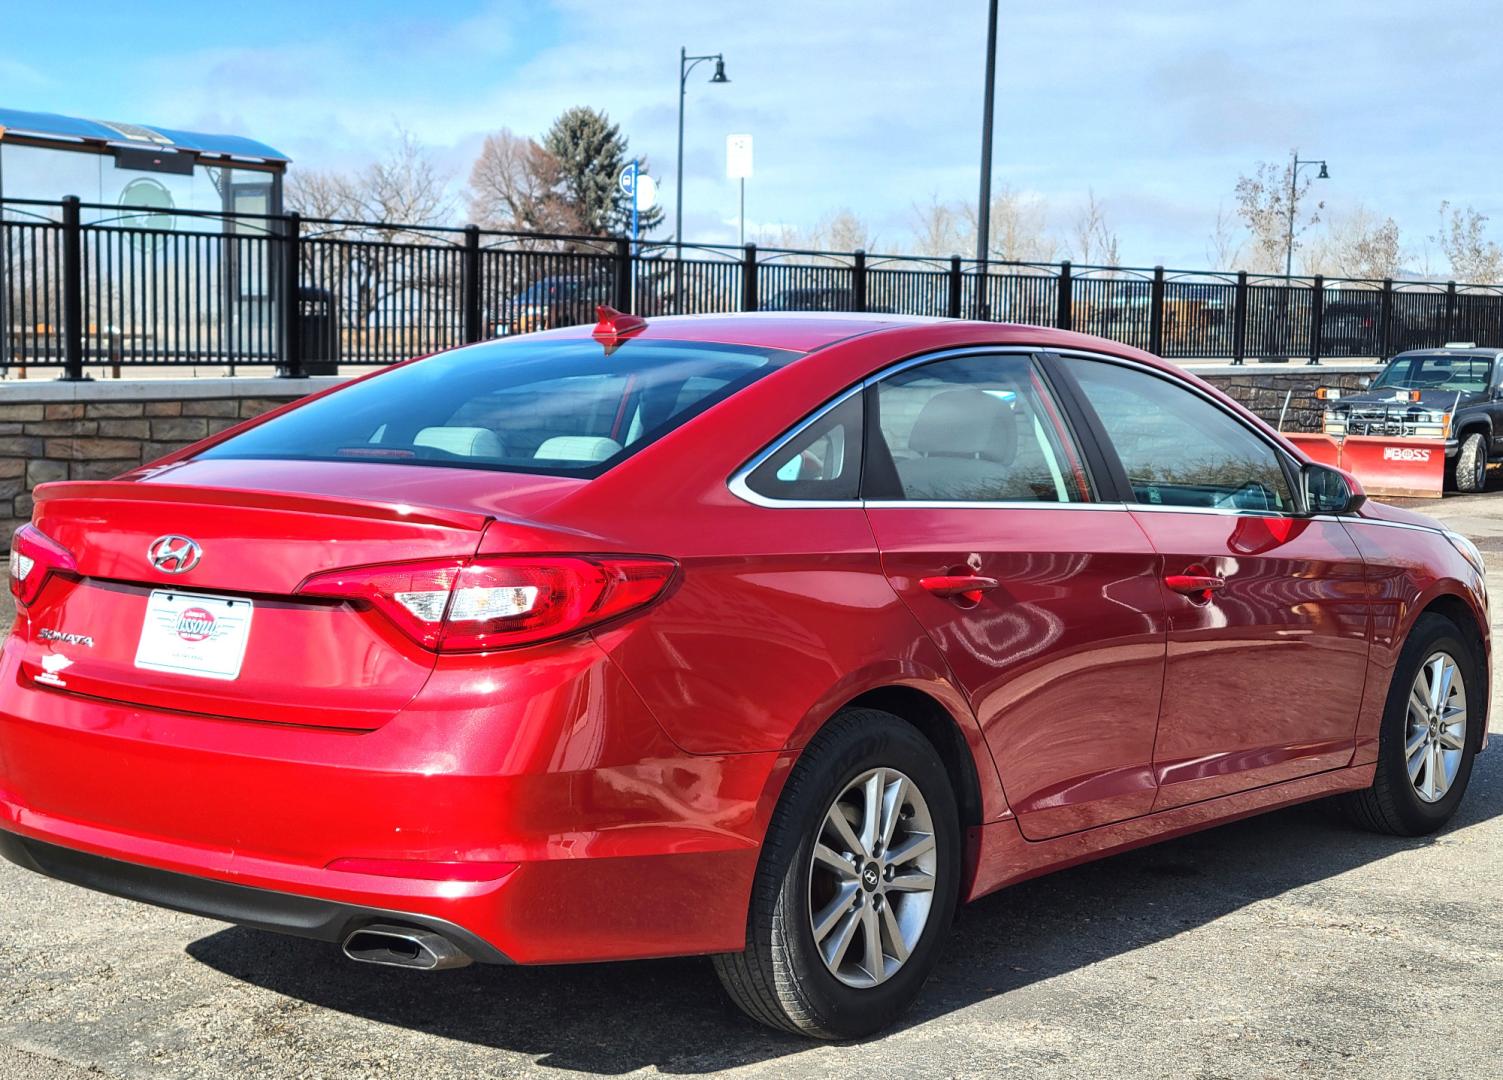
[467,129,580,240]
[1068,189,1119,266]
[1432,201,1503,283]
[1303,206,1404,279]
[816,208,874,253]
[284,169,357,220]
[961,186,1056,263]
[344,128,456,234]
[1205,201,1246,269]
[770,208,875,257]
[908,195,967,257]
[283,128,458,335]
[1233,154,1324,273]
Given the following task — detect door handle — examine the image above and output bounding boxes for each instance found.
[919,574,1000,603]
[1164,572,1225,602]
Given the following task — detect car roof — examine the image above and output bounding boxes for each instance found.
[528,311,1168,362]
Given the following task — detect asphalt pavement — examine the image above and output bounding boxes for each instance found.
[2,487,1500,1079]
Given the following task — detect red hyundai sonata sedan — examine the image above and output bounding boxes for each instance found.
[0,311,1489,1038]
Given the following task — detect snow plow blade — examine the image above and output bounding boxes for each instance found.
[1284,434,1343,470]
[1286,433,1444,499]
[1338,436,1444,499]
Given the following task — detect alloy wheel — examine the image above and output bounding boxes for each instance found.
[807,767,937,988]
[1406,651,1468,803]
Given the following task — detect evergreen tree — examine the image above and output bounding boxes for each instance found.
[541,107,663,236]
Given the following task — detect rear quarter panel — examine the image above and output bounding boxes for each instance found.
[522,328,1012,817]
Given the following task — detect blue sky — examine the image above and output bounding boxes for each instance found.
[3,0,1500,267]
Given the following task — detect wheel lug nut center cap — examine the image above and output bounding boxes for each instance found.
[860,861,881,892]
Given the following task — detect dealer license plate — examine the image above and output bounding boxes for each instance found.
[134,590,254,681]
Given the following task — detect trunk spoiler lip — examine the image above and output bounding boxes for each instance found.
[33,480,494,533]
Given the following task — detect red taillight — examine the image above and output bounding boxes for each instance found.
[296,555,675,652]
[8,524,77,607]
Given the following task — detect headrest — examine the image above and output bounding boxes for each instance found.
[413,426,504,458]
[908,389,1017,463]
[534,435,624,463]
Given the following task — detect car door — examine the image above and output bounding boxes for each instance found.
[1486,357,1503,456]
[862,349,1169,840]
[1054,353,1371,811]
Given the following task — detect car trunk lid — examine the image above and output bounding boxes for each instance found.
[22,478,497,730]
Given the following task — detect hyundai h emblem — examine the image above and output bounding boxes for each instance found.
[148,535,202,574]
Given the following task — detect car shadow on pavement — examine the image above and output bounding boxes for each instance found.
[187,758,1499,1074]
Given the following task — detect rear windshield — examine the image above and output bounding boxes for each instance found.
[199,337,796,477]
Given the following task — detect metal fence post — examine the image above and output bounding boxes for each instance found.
[280,211,303,378]
[1444,280,1457,342]
[741,243,758,312]
[60,195,86,381]
[1378,278,1393,359]
[1056,260,1072,330]
[852,249,867,312]
[1148,265,1166,355]
[1308,274,1324,365]
[462,225,482,344]
[613,237,632,312]
[1231,270,1249,365]
[948,256,963,319]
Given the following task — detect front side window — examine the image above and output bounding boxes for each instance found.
[1065,357,1293,512]
[199,338,794,477]
[866,353,1090,503]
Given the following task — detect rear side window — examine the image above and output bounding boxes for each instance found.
[743,394,863,501]
[866,353,1091,503]
[199,338,795,477]
[1065,357,1294,512]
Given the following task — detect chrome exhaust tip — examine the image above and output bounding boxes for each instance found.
[342,923,472,971]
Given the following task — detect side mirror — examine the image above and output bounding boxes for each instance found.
[1303,462,1366,515]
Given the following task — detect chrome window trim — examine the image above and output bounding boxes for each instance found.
[728,345,1080,509]
[726,382,868,509]
[727,342,1320,514]
[863,500,1129,512]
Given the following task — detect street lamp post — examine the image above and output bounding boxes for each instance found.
[675,46,729,253]
[1285,151,1330,276]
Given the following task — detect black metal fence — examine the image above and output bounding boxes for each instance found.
[5,194,1502,379]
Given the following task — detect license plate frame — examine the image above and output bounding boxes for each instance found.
[133,589,254,681]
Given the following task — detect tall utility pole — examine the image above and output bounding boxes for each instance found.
[975,0,999,269]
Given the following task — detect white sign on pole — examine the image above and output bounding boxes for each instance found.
[635,174,658,211]
[726,134,753,180]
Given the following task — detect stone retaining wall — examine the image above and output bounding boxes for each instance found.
[1192,363,1379,434]
[0,378,339,547]
[0,363,1382,547]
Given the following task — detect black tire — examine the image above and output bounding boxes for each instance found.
[1451,431,1487,493]
[712,708,961,1039]
[1333,613,1482,835]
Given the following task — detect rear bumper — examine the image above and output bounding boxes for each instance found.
[0,634,784,964]
[0,829,511,963]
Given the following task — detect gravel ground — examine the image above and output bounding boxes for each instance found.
[2,489,1500,1079]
